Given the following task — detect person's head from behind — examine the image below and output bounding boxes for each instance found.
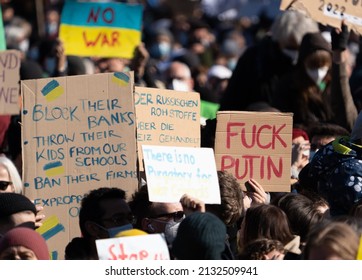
[239,204,294,250]
[206,171,244,226]
[172,212,226,260]
[0,193,37,235]
[275,193,325,243]
[238,238,285,260]
[79,187,133,240]
[0,227,49,260]
[128,185,183,246]
[304,221,359,260]
[271,9,319,64]
[0,155,23,194]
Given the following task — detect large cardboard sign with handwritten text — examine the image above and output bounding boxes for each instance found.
[22,72,138,259]
[135,87,200,171]
[59,1,143,59]
[281,0,362,35]
[142,145,221,203]
[0,50,20,115]
[214,111,293,192]
[96,234,170,260]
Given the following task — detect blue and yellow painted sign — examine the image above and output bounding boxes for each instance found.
[59,1,143,59]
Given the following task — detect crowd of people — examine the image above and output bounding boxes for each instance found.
[1,0,362,260]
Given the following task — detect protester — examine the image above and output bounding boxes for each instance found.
[65,187,134,260]
[238,238,285,260]
[0,193,37,236]
[0,227,49,260]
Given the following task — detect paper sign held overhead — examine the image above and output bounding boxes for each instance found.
[214,111,293,193]
[96,234,170,260]
[280,0,362,35]
[0,50,21,115]
[134,86,200,171]
[59,1,143,59]
[142,145,221,204]
[22,72,138,259]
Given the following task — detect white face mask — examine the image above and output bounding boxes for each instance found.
[164,220,181,245]
[282,49,299,65]
[306,66,329,85]
[170,79,190,92]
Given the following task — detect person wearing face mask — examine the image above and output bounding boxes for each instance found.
[219,10,320,112]
[272,22,357,132]
[128,185,184,255]
[65,187,134,260]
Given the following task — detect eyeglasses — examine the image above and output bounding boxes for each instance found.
[100,213,136,226]
[151,211,185,222]
[0,181,12,191]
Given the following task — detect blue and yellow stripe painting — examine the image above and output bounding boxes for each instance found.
[59,1,143,59]
[43,161,65,177]
[36,215,65,241]
[112,72,129,87]
[41,80,64,102]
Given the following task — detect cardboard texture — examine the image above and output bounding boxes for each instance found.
[96,234,170,260]
[0,50,20,115]
[214,111,293,193]
[142,145,221,204]
[281,0,362,35]
[134,87,200,171]
[59,1,143,59]
[22,72,137,259]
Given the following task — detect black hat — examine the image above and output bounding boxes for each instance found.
[172,212,226,260]
[0,193,37,218]
[298,32,332,63]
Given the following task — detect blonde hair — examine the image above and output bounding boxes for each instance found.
[0,156,23,194]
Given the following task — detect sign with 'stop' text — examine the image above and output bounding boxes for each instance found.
[96,234,170,260]
[59,1,143,59]
[142,145,221,204]
[281,0,362,35]
[135,87,200,171]
[0,50,20,115]
[22,72,138,259]
[214,111,293,192]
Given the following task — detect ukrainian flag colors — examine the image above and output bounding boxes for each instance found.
[59,1,143,59]
[41,80,64,102]
[36,215,65,241]
[43,161,65,177]
[112,72,130,87]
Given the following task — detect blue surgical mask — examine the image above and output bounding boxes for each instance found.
[97,223,133,238]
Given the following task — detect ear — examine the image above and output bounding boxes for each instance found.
[141,218,153,233]
[85,221,102,238]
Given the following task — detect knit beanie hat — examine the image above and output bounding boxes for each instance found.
[0,227,50,260]
[172,212,226,260]
[0,193,37,218]
[293,128,309,141]
[298,32,332,63]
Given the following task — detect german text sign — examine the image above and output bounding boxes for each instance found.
[142,145,221,203]
[22,72,138,259]
[96,234,170,260]
[281,0,362,35]
[0,50,20,115]
[59,1,143,59]
[214,111,293,192]
[135,87,200,171]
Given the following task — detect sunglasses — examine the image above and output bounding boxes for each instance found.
[151,211,185,223]
[0,181,12,191]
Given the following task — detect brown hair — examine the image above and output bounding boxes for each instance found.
[238,238,285,260]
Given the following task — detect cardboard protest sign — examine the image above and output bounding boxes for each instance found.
[96,234,170,260]
[280,0,362,35]
[142,145,221,204]
[0,5,5,51]
[59,1,143,59]
[214,111,293,192]
[22,72,138,259]
[134,87,200,171]
[0,50,21,115]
